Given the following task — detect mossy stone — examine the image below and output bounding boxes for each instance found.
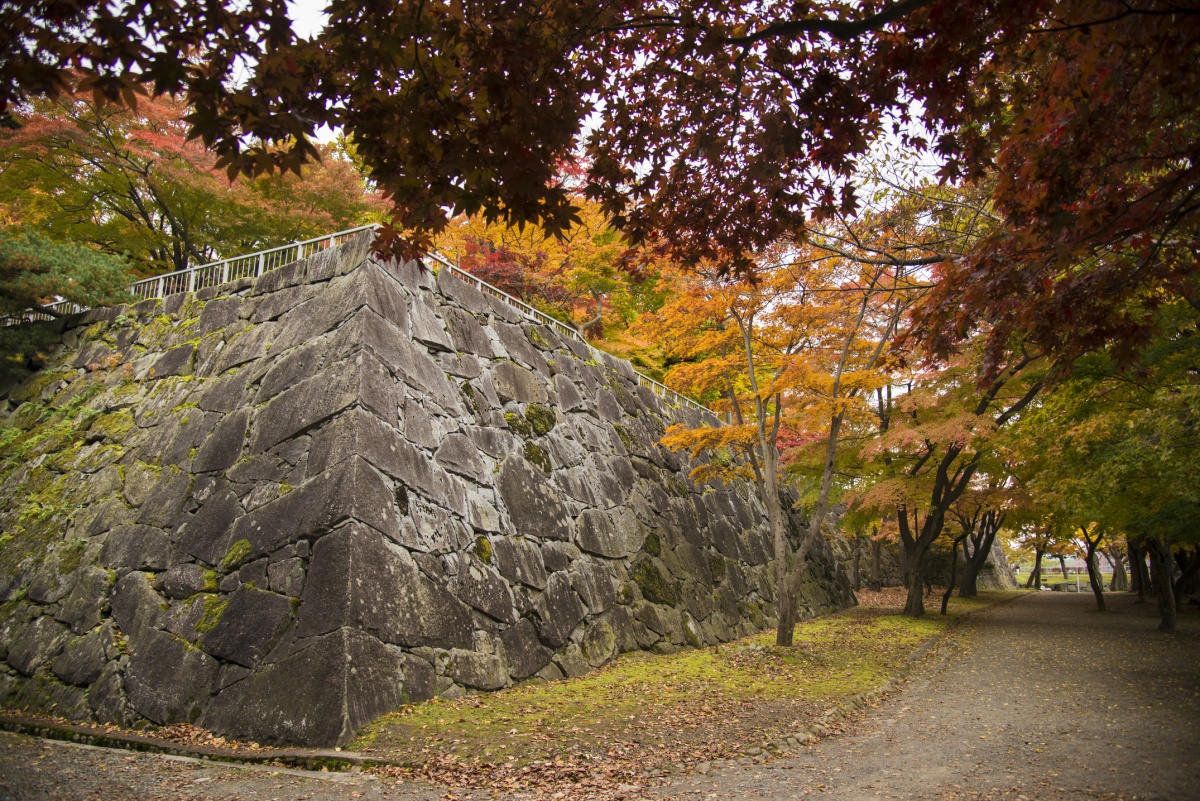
[632,560,677,606]
[523,441,551,474]
[708,555,727,583]
[524,404,556,436]
[643,532,661,557]
[504,411,533,437]
[193,594,229,634]
[473,536,493,564]
[219,539,253,571]
[613,423,638,451]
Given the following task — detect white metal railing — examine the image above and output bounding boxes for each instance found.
[423,250,717,421]
[5,224,720,423]
[3,225,379,325]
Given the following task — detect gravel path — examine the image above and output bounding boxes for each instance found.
[1,592,1196,801]
[655,592,1200,801]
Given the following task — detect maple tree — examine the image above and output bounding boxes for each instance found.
[434,198,669,341]
[0,88,384,279]
[1009,297,1200,628]
[649,242,915,644]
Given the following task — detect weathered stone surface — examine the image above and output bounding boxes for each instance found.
[125,628,219,724]
[491,536,548,590]
[308,410,462,516]
[534,572,586,648]
[160,563,215,600]
[409,297,453,352]
[490,361,548,404]
[495,457,572,542]
[435,433,489,483]
[52,624,113,686]
[202,627,406,747]
[57,566,113,634]
[100,525,173,572]
[299,524,472,650]
[229,457,398,557]
[448,649,507,690]
[110,572,164,640]
[7,616,71,676]
[574,510,626,558]
[192,408,249,473]
[446,554,516,624]
[571,559,618,614]
[202,586,293,668]
[267,557,305,597]
[499,618,552,679]
[149,345,193,378]
[174,487,241,567]
[251,353,397,453]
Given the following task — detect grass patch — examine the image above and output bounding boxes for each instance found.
[355,591,1017,772]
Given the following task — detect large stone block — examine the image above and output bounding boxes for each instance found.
[298,524,472,650]
[203,627,407,747]
[229,457,398,557]
[496,457,572,542]
[124,628,219,724]
[202,586,294,668]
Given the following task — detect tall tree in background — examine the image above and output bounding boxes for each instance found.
[651,243,914,644]
[0,89,384,277]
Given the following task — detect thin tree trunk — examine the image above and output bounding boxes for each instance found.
[1081,528,1105,612]
[851,534,862,591]
[1026,547,1044,589]
[1131,539,1151,601]
[1149,539,1177,631]
[1057,555,1069,586]
[869,535,882,592]
[942,535,966,615]
[1106,548,1129,592]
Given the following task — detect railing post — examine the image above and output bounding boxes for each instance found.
[257,253,265,277]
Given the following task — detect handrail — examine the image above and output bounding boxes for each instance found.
[4,224,721,423]
[423,250,717,421]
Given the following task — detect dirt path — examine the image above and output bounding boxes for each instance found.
[653,592,1200,801]
[1,592,1196,801]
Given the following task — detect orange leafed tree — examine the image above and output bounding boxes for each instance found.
[644,242,917,645]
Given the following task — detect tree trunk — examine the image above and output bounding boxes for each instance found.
[869,536,882,592]
[1171,548,1200,612]
[1026,547,1044,589]
[942,535,965,615]
[851,534,862,591]
[1131,539,1151,601]
[1148,539,1177,631]
[1106,548,1129,592]
[1083,534,1105,612]
[1057,555,1069,586]
[903,539,930,617]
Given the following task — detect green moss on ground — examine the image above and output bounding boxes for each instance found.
[355,592,1018,771]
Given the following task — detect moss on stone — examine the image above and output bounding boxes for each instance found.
[56,539,87,576]
[642,532,661,557]
[474,536,493,564]
[219,539,253,572]
[524,441,551,474]
[8,371,71,405]
[460,381,484,416]
[708,555,727,583]
[613,423,638,452]
[632,560,677,606]
[504,411,533,437]
[666,476,690,498]
[529,327,552,351]
[201,569,219,592]
[86,409,135,443]
[194,594,228,634]
[524,404,556,436]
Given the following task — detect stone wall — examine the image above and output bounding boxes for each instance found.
[0,232,854,746]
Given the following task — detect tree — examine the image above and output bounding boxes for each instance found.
[857,341,1045,616]
[0,88,384,277]
[9,1,1195,308]
[433,197,669,342]
[652,243,911,644]
[0,229,131,362]
[1011,298,1200,629]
